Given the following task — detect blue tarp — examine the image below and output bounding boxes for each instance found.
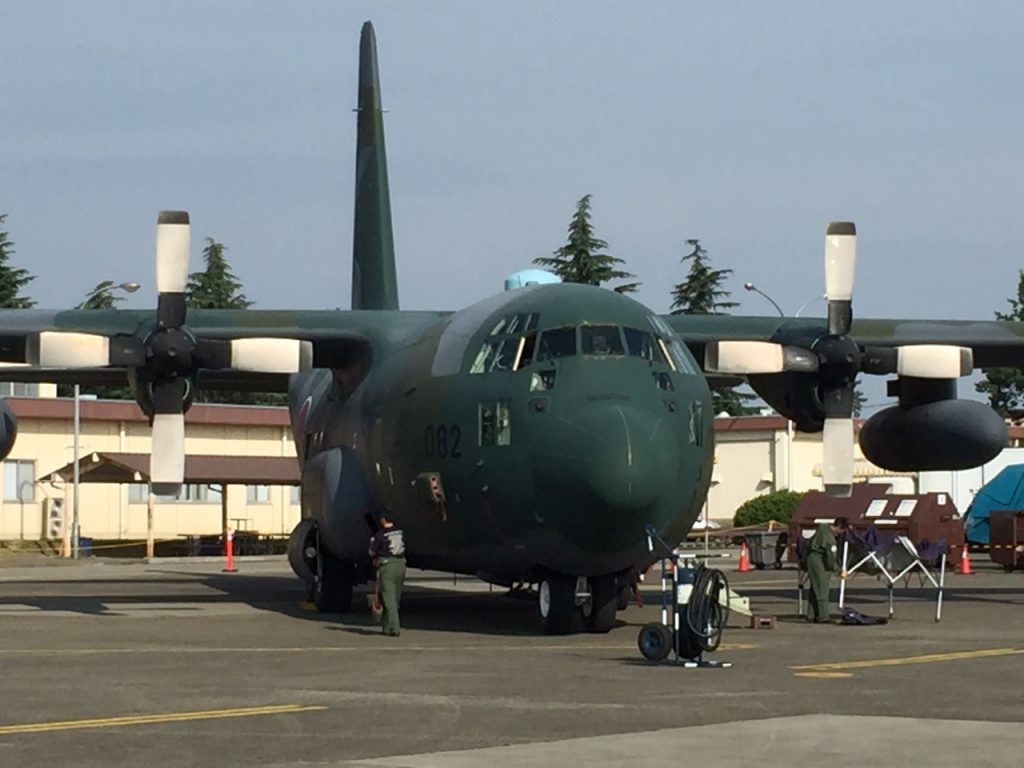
[964,464,1024,545]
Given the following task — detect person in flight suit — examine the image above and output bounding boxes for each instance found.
[369,514,407,636]
[806,516,849,623]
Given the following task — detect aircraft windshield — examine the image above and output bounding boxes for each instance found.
[472,319,687,372]
[581,325,625,356]
[470,312,540,374]
[537,327,576,361]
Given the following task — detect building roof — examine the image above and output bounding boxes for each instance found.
[7,397,290,427]
[46,452,300,485]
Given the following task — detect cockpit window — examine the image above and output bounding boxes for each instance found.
[471,313,541,374]
[469,337,521,373]
[489,313,538,337]
[647,315,699,375]
[581,325,625,356]
[623,327,666,363]
[537,327,576,361]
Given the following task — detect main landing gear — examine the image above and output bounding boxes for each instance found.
[538,573,619,635]
[307,531,354,613]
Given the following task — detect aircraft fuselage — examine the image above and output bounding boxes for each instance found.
[291,282,713,586]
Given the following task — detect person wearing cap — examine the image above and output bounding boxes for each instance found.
[806,516,849,623]
[369,514,406,636]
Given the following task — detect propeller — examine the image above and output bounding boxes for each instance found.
[28,210,313,496]
[705,221,973,496]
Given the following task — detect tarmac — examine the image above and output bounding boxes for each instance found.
[1,551,1023,767]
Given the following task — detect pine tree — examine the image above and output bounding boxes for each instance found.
[183,238,282,405]
[976,270,1024,418]
[77,281,128,310]
[669,239,737,315]
[186,238,252,310]
[0,214,35,308]
[669,239,754,415]
[534,195,639,294]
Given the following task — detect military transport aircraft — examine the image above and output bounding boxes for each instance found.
[0,22,1021,633]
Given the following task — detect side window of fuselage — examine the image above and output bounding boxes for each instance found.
[479,400,512,446]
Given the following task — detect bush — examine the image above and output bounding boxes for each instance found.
[733,490,804,528]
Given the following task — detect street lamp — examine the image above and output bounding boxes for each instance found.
[72,281,140,559]
[743,282,784,317]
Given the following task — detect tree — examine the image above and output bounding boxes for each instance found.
[670,239,755,415]
[534,195,639,294]
[183,238,283,405]
[976,270,1024,419]
[77,281,129,310]
[733,490,804,528]
[852,381,867,418]
[58,282,137,398]
[186,238,252,310]
[0,214,35,308]
[669,239,738,315]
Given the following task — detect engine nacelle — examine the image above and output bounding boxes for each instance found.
[0,399,17,460]
[300,447,375,561]
[859,400,1007,471]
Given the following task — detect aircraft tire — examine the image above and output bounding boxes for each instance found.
[538,574,577,635]
[583,576,618,633]
[314,550,354,613]
[637,622,673,661]
[615,578,633,611]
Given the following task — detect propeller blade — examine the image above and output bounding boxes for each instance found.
[821,383,854,496]
[229,339,314,373]
[861,345,972,378]
[705,341,818,375]
[896,345,973,379]
[824,221,856,336]
[149,378,187,496]
[155,210,190,328]
[822,417,854,497]
[30,332,146,368]
[32,332,110,367]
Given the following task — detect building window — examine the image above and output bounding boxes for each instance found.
[3,460,34,502]
[289,485,301,506]
[131,483,224,503]
[0,382,39,397]
[247,485,270,504]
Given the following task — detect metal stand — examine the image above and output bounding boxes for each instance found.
[838,536,947,622]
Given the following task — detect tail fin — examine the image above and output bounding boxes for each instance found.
[351,21,399,310]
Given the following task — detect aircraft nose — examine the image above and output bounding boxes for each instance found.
[576,404,678,512]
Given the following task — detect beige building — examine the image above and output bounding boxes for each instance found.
[0,391,299,544]
[1,387,1018,544]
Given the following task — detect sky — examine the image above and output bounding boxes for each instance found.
[3,1,1023,404]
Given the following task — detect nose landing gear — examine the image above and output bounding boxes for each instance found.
[538,573,620,634]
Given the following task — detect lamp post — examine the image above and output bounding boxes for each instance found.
[72,281,140,559]
[743,283,784,317]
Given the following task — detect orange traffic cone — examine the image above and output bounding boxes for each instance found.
[737,542,751,573]
[958,545,973,575]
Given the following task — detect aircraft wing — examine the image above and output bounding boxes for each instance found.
[663,314,1024,370]
[660,223,1024,496]
[0,307,450,391]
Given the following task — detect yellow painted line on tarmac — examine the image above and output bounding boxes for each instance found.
[792,647,1024,675]
[0,641,757,656]
[793,672,854,679]
[0,704,326,736]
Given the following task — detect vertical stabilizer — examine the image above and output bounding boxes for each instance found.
[352,21,399,310]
